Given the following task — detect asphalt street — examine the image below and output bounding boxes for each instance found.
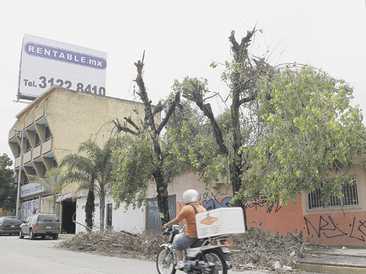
[0,235,269,274]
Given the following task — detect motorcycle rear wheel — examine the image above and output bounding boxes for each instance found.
[201,250,228,274]
[156,246,176,274]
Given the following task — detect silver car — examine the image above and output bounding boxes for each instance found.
[19,214,60,240]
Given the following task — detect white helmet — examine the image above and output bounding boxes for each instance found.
[183,189,200,204]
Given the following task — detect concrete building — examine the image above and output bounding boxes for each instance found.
[8,87,144,233]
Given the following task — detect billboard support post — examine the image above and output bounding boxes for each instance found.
[15,130,24,219]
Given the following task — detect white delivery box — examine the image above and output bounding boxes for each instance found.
[195,207,246,239]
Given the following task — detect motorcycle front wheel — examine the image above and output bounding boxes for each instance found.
[201,250,228,274]
[156,246,176,274]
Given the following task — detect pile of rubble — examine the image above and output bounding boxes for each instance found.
[59,230,164,260]
[231,229,305,272]
[60,229,304,272]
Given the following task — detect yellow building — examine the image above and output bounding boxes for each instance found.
[8,87,144,232]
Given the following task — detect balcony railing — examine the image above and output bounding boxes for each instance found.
[23,150,32,164]
[9,127,18,140]
[33,145,42,159]
[34,104,45,121]
[43,139,52,154]
[25,115,34,128]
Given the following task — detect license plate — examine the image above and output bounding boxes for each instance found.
[11,225,15,228]
[46,226,52,229]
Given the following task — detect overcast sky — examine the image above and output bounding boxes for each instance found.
[1,0,365,158]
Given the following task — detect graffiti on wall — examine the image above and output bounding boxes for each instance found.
[304,215,366,242]
[201,192,231,210]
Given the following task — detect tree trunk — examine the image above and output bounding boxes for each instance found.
[53,194,57,215]
[99,187,105,232]
[230,85,242,193]
[127,54,178,225]
[153,168,170,224]
[85,179,95,232]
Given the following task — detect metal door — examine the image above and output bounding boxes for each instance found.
[146,195,176,232]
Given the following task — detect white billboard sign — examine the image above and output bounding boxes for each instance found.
[18,35,107,100]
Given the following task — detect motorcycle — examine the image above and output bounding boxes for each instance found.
[156,225,232,274]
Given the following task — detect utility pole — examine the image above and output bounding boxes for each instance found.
[15,130,24,219]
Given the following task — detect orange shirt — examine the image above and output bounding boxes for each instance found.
[176,203,206,238]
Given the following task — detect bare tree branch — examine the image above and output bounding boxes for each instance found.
[229,27,258,62]
[203,92,220,102]
[201,102,228,155]
[113,119,139,136]
[157,92,180,134]
[124,117,141,133]
[182,79,228,155]
[134,51,157,134]
[239,93,257,105]
[229,31,240,55]
[152,101,165,115]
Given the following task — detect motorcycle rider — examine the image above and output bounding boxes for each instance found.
[162,189,207,269]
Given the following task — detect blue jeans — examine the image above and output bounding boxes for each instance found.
[173,233,195,250]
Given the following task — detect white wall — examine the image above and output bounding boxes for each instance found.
[75,194,145,234]
[75,171,230,234]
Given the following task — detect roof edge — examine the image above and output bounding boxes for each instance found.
[16,88,145,118]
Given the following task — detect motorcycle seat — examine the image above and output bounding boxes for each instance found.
[190,238,206,248]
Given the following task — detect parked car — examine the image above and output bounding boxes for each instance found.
[0,216,23,235]
[19,214,60,240]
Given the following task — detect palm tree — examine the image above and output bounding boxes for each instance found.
[61,140,114,231]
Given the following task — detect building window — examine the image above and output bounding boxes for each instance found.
[24,139,32,152]
[34,134,40,146]
[45,127,52,141]
[308,178,359,209]
[50,158,58,168]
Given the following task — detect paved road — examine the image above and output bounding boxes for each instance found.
[0,236,268,274]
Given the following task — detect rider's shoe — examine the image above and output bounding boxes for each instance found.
[175,261,185,270]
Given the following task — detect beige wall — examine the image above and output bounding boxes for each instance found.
[10,88,146,162]
[46,89,145,161]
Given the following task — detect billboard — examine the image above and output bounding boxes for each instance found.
[18,35,107,100]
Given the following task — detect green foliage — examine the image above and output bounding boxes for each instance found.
[62,140,114,193]
[165,101,228,184]
[112,103,222,208]
[0,154,16,211]
[243,66,366,205]
[112,134,154,208]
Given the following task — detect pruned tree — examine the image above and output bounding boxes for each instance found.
[176,29,273,226]
[113,52,180,224]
